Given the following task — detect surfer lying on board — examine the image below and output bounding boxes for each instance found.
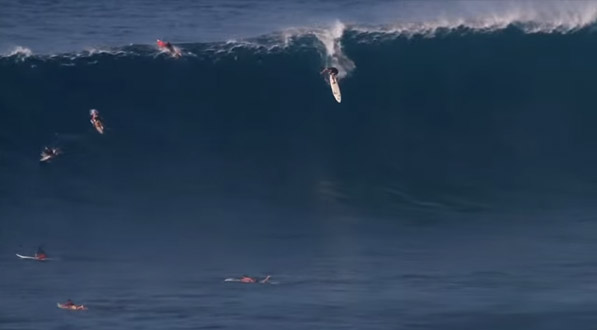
[35,246,47,260]
[240,275,271,283]
[41,147,60,160]
[89,109,104,133]
[58,299,87,310]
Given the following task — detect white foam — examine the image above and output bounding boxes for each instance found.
[5,46,33,58]
[310,21,355,78]
[5,2,597,63]
[312,21,345,57]
[352,1,597,36]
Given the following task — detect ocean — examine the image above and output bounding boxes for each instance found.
[3,0,597,329]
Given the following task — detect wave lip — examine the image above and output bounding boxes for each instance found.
[354,1,597,36]
[4,46,33,59]
[4,1,597,61]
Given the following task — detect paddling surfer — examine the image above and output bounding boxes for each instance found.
[40,147,60,161]
[239,275,271,283]
[89,109,104,133]
[35,246,47,260]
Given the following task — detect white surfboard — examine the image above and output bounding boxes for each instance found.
[160,47,182,58]
[329,74,341,103]
[172,47,182,58]
[16,254,37,259]
[40,154,53,162]
[16,254,52,260]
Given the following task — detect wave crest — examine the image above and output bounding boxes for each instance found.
[5,46,33,59]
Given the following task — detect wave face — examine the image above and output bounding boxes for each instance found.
[3,25,597,219]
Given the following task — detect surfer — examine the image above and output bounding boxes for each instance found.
[321,67,339,80]
[58,299,86,310]
[89,109,104,134]
[35,246,47,260]
[321,67,342,103]
[40,147,60,161]
[90,109,101,122]
[157,39,174,52]
[157,39,181,57]
[42,147,55,156]
[240,275,256,283]
[239,275,271,283]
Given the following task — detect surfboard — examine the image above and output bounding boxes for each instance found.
[172,47,182,58]
[159,48,181,58]
[40,154,53,162]
[224,278,241,282]
[16,254,52,261]
[329,74,341,103]
[16,254,37,259]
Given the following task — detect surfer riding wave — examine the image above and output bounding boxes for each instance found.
[321,67,342,103]
[321,67,339,77]
[157,39,181,58]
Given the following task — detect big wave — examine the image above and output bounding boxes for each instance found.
[2,18,597,216]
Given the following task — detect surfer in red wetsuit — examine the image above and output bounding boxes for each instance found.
[157,39,182,57]
[63,299,75,307]
[35,246,47,260]
[239,275,271,283]
[240,275,256,283]
[157,39,173,52]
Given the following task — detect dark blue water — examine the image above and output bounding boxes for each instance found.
[4,1,597,329]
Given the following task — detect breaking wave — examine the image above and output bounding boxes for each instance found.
[3,18,597,217]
